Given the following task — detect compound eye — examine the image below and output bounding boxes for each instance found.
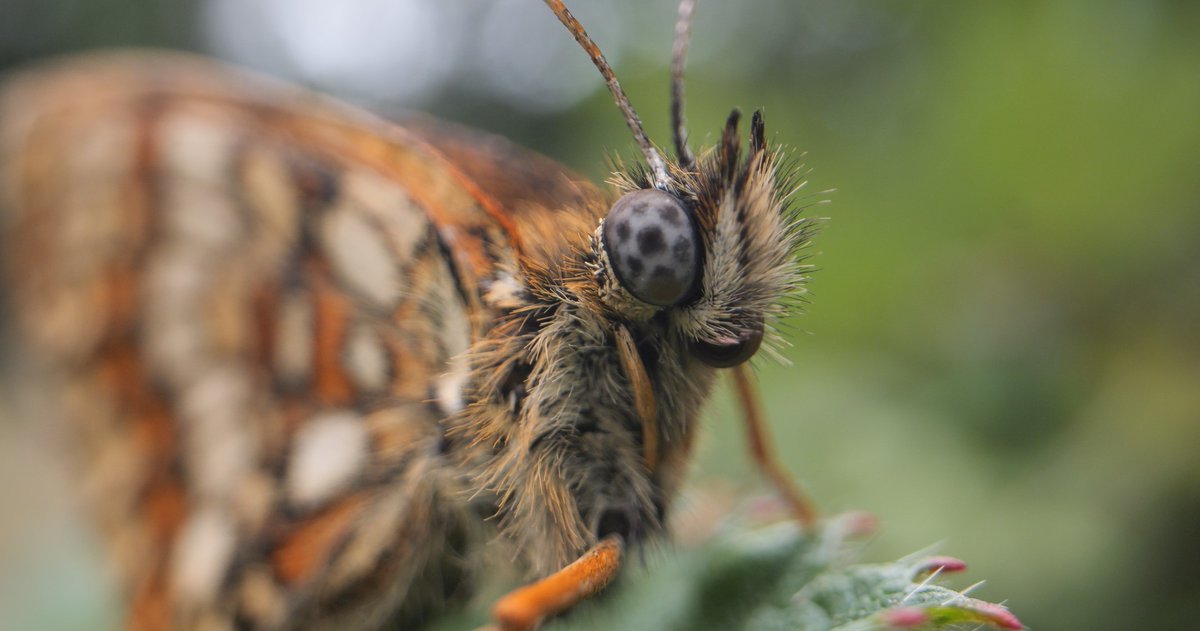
[602,189,700,307]
[691,317,764,368]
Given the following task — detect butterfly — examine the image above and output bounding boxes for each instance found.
[0,0,816,629]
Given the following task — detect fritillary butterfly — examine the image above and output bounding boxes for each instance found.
[0,1,815,629]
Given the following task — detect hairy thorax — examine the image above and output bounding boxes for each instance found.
[450,276,714,574]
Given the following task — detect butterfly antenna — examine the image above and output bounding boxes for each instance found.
[543,0,671,189]
[671,0,697,169]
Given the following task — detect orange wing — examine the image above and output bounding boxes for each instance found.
[0,52,516,630]
[404,116,611,284]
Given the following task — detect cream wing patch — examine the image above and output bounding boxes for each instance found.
[287,411,369,507]
[343,169,428,266]
[178,363,258,501]
[240,145,300,252]
[344,323,389,393]
[172,507,237,605]
[159,108,241,188]
[319,207,402,308]
[159,113,244,249]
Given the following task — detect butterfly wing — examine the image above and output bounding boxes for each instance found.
[404,116,611,282]
[405,116,601,219]
[1,52,511,630]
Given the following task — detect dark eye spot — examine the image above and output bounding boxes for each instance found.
[626,256,644,275]
[672,237,692,264]
[658,205,683,226]
[615,220,631,240]
[637,226,666,256]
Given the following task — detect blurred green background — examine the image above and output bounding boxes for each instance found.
[2,1,1199,630]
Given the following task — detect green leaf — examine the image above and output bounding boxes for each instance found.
[549,513,1021,631]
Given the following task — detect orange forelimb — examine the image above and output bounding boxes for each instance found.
[490,536,624,631]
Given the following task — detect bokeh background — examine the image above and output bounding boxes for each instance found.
[2,1,1198,629]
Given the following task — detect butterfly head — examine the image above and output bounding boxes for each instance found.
[595,108,807,368]
[547,0,811,368]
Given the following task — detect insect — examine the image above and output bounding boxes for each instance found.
[0,0,816,629]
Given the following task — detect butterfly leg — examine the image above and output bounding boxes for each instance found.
[488,535,624,631]
[731,364,819,526]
